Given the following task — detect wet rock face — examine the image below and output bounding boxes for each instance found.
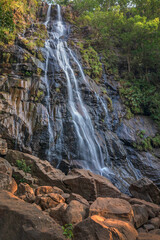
[117,116,158,146]
[0,3,160,193]
[0,42,49,158]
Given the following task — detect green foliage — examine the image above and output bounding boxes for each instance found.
[137,130,146,139]
[37,89,43,98]
[133,130,160,151]
[106,95,113,111]
[37,51,45,62]
[62,224,73,239]
[24,71,32,77]
[72,0,160,125]
[12,174,26,183]
[37,68,42,76]
[125,107,134,120]
[119,80,143,114]
[77,42,102,79]
[151,135,160,148]
[16,159,32,174]
[0,0,41,45]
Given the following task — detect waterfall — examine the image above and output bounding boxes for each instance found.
[42,4,141,191]
[43,4,110,174]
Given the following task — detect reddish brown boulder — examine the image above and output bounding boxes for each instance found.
[52,186,64,195]
[73,215,138,240]
[129,198,160,218]
[0,190,65,240]
[0,138,7,155]
[61,193,70,201]
[6,150,65,189]
[35,186,54,196]
[49,203,68,225]
[0,158,13,191]
[36,193,65,210]
[66,193,89,207]
[17,183,35,203]
[138,233,160,240]
[64,200,89,225]
[132,204,149,228]
[149,217,160,229]
[129,178,160,204]
[63,169,121,201]
[0,157,12,176]
[10,178,18,194]
[143,223,155,231]
[90,197,133,222]
[35,186,64,196]
[150,229,160,235]
[5,150,121,202]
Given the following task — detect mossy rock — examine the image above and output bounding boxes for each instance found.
[77,42,102,80]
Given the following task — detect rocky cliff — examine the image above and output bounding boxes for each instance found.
[0,2,160,194]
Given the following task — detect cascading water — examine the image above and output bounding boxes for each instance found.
[44,4,109,174]
[43,4,141,191]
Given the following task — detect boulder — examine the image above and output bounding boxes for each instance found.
[129,198,160,218]
[0,157,12,178]
[10,178,18,194]
[90,197,133,222]
[143,224,155,231]
[138,233,160,240]
[49,203,68,225]
[73,215,138,240]
[17,183,35,203]
[66,193,89,207]
[0,157,13,191]
[35,186,64,196]
[61,193,70,201]
[0,138,7,155]
[150,229,160,235]
[0,190,65,240]
[63,169,121,201]
[129,178,160,204]
[12,166,36,185]
[132,204,149,228]
[58,159,83,175]
[149,217,160,229]
[64,200,89,225]
[35,193,65,210]
[6,150,65,189]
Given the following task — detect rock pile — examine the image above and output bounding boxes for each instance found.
[0,150,160,240]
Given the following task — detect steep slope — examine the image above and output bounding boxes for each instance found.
[0,2,160,193]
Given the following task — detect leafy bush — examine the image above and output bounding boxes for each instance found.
[62,224,73,239]
[70,0,160,127]
[133,131,160,152]
[16,159,32,174]
[77,42,102,79]
[0,0,41,45]
[119,80,143,114]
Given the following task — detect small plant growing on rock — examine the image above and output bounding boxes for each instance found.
[16,159,32,174]
[62,224,73,239]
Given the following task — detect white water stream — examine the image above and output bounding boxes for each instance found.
[44,4,111,174]
[42,4,141,191]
